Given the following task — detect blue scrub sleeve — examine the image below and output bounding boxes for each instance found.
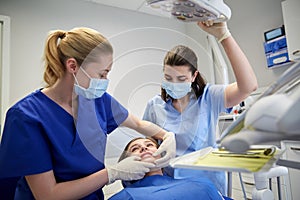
[142,101,154,122]
[206,84,232,114]
[101,93,129,133]
[0,108,52,178]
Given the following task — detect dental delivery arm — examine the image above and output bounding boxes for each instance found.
[220,61,300,153]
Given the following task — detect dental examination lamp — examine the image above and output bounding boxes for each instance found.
[146,0,231,22]
[219,61,300,160]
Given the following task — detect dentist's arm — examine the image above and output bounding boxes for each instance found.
[26,169,109,200]
[121,113,176,168]
[26,155,154,199]
[198,21,258,108]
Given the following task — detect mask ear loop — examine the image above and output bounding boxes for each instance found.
[80,67,92,79]
[73,73,80,85]
[73,67,92,87]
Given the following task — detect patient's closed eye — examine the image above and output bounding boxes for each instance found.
[146,143,154,147]
[130,145,140,152]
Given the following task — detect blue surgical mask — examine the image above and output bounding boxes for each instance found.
[161,80,192,99]
[74,68,109,99]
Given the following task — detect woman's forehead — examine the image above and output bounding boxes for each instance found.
[83,54,113,71]
[164,65,191,75]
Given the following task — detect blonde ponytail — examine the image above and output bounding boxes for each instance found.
[43,30,66,86]
[43,27,113,87]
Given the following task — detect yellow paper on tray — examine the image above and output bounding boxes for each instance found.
[193,149,277,172]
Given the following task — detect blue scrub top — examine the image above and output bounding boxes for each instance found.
[109,175,228,200]
[143,84,231,195]
[0,90,128,199]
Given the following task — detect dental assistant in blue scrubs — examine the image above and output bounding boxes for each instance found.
[0,27,176,200]
[143,21,258,195]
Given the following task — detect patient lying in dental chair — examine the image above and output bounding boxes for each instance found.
[108,137,232,200]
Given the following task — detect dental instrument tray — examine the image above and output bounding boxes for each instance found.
[146,0,231,22]
[170,145,284,173]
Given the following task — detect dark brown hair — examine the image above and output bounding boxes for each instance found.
[162,45,206,101]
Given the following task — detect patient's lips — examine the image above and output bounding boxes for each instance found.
[141,152,161,172]
[141,152,155,163]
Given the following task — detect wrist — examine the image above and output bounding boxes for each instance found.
[163,131,173,140]
[218,29,231,43]
[103,168,109,184]
[106,167,115,185]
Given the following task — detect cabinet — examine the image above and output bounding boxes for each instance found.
[281,0,300,61]
[281,140,300,200]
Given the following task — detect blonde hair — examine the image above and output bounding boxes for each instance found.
[43,27,113,87]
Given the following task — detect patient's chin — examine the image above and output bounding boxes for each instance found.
[142,157,161,172]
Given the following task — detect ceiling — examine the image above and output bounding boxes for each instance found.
[84,0,168,18]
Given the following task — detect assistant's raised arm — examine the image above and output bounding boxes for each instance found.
[198,21,258,108]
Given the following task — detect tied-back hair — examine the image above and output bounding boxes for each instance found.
[161,45,207,101]
[118,137,159,163]
[43,27,113,87]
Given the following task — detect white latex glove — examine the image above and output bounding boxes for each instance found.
[106,156,155,184]
[152,132,176,168]
[197,21,230,42]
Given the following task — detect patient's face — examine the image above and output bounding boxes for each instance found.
[127,139,160,163]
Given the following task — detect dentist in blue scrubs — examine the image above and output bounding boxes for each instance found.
[0,27,176,200]
[143,21,258,195]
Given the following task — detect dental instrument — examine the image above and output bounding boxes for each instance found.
[146,0,231,22]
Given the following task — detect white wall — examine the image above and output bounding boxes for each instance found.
[224,0,287,87]
[0,0,193,105]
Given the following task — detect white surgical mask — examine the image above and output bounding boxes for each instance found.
[74,68,109,99]
[161,80,191,99]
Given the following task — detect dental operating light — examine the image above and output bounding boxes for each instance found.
[146,0,231,22]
